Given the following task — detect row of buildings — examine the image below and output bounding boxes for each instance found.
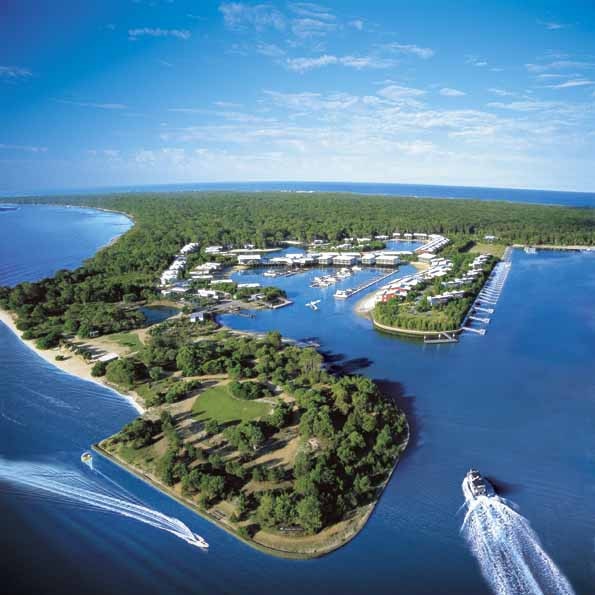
[159,242,200,286]
[378,257,455,303]
[237,250,405,268]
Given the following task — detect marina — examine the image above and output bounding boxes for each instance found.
[462,260,512,337]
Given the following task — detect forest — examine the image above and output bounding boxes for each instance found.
[100,327,408,546]
[0,191,593,346]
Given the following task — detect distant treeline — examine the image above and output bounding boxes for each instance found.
[1,192,593,343]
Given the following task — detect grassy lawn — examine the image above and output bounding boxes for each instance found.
[108,331,144,352]
[467,242,507,258]
[192,384,270,424]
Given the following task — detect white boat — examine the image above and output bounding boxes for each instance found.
[263,270,278,277]
[462,468,496,501]
[81,451,93,467]
[186,533,209,549]
[306,300,321,310]
[334,288,354,299]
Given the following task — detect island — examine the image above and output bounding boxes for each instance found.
[1,191,593,557]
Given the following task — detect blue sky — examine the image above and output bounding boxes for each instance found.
[2,0,595,193]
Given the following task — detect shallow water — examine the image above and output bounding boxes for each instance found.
[1,207,594,594]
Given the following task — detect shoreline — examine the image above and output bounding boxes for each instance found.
[0,308,145,414]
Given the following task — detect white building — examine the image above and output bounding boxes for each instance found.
[237,254,262,266]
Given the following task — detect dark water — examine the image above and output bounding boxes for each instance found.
[1,208,594,594]
[140,305,180,325]
[3,181,595,207]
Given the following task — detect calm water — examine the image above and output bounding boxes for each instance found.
[3,180,595,207]
[1,207,594,594]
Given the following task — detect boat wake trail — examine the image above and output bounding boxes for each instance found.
[461,495,573,595]
[0,458,208,550]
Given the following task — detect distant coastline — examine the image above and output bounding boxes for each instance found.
[2,180,595,208]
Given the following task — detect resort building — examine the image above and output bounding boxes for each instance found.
[375,253,401,267]
[180,242,200,255]
[237,254,262,266]
[333,253,361,266]
[361,254,376,265]
[205,245,223,254]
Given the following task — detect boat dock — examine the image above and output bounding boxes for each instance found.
[462,260,511,337]
[334,270,402,300]
[424,331,458,344]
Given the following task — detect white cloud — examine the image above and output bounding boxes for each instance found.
[264,90,359,111]
[57,99,127,110]
[537,20,569,30]
[285,54,338,72]
[488,88,516,97]
[378,85,426,102]
[466,56,488,67]
[526,60,595,73]
[348,19,364,31]
[256,43,286,58]
[0,66,32,80]
[487,100,560,112]
[0,143,47,153]
[288,3,336,21]
[440,87,466,97]
[219,3,286,31]
[547,79,594,89]
[291,17,337,38]
[128,28,191,41]
[285,54,392,72]
[383,42,434,59]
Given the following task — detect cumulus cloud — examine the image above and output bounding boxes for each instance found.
[440,87,466,97]
[128,28,191,41]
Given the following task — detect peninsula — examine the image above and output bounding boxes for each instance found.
[1,191,594,557]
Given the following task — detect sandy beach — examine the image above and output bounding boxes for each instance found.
[0,308,145,414]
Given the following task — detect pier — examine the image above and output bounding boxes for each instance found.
[424,331,458,344]
[334,270,402,299]
[462,260,511,337]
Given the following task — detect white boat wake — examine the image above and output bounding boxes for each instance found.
[0,457,208,550]
[461,495,573,595]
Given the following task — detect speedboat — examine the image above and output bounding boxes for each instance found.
[81,451,93,466]
[185,533,209,549]
[462,468,495,501]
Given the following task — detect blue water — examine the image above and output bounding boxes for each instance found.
[3,181,595,207]
[0,205,131,286]
[1,207,594,594]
